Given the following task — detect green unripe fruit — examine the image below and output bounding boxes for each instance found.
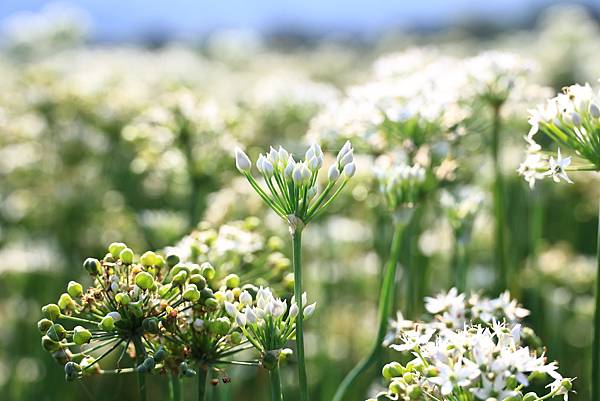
[523,393,538,401]
[115,292,131,305]
[42,304,61,321]
[99,316,115,331]
[37,318,53,333]
[204,298,219,309]
[407,385,422,399]
[155,255,165,267]
[64,361,81,381]
[119,248,134,264]
[382,362,404,379]
[200,287,214,299]
[67,281,83,298]
[108,242,127,258]
[83,258,101,275]
[42,335,61,352]
[189,274,206,289]
[560,379,573,391]
[189,264,201,275]
[230,331,243,344]
[136,363,148,373]
[503,392,523,401]
[183,285,200,302]
[389,379,404,395]
[213,317,231,335]
[184,368,196,377]
[47,323,67,341]
[224,274,240,289]
[158,284,172,298]
[128,301,144,318]
[58,293,74,310]
[140,251,158,267]
[262,350,279,370]
[52,348,70,365]
[143,357,156,370]
[170,263,189,276]
[142,317,160,334]
[103,253,115,263]
[402,372,415,384]
[135,271,154,290]
[166,254,180,268]
[154,346,167,362]
[73,326,92,345]
[200,262,215,280]
[172,270,188,286]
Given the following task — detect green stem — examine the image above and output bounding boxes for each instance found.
[491,103,508,291]
[170,373,182,401]
[198,366,208,401]
[332,218,407,401]
[593,198,600,401]
[132,336,147,401]
[269,365,284,401]
[452,234,468,292]
[292,229,309,401]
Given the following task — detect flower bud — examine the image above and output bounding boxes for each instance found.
[224,301,238,318]
[590,103,600,118]
[189,274,207,289]
[140,251,159,267]
[67,281,83,298]
[571,112,582,126]
[73,326,92,345]
[343,162,356,178]
[337,141,352,161]
[83,258,101,275]
[108,242,127,258]
[166,253,180,268]
[99,316,115,331]
[201,262,216,280]
[235,148,252,172]
[42,303,61,321]
[41,335,61,352]
[210,317,231,336]
[135,271,155,290]
[153,346,167,362]
[119,248,134,264]
[37,318,53,333]
[289,303,299,319]
[230,331,243,344]
[339,149,354,167]
[47,323,67,341]
[284,156,296,178]
[328,165,340,182]
[193,319,204,331]
[128,301,144,318]
[303,302,316,318]
[183,285,201,302]
[382,362,405,379]
[523,393,538,401]
[224,274,240,289]
[115,292,131,305]
[142,317,160,334]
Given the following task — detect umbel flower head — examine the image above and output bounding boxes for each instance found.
[235,142,355,230]
[518,82,600,188]
[376,162,427,211]
[439,187,484,236]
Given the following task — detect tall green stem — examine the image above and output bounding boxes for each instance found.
[332,218,407,401]
[269,365,283,401]
[132,336,147,401]
[170,373,183,401]
[593,198,600,401]
[491,103,508,291]
[198,366,208,401]
[292,229,309,401]
[452,233,468,292]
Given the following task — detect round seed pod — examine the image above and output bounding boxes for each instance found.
[204,298,219,309]
[41,335,61,352]
[153,346,166,362]
[142,317,160,334]
[83,258,102,275]
[224,274,240,289]
[37,318,53,333]
[119,248,134,264]
[73,326,92,345]
[210,317,231,336]
[42,304,61,321]
[135,271,154,290]
[115,292,131,305]
[200,262,215,280]
[140,251,158,267]
[172,270,188,286]
[58,293,74,310]
[67,281,83,298]
[382,362,405,379]
[47,323,67,342]
[108,242,127,259]
[166,254,180,268]
[262,350,279,371]
[189,274,206,289]
[99,316,115,331]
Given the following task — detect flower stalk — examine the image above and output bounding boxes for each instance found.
[292,228,308,401]
[594,198,600,401]
[269,364,284,401]
[198,367,208,401]
[491,103,508,291]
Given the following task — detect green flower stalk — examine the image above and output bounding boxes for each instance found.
[236,141,355,401]
[333,161,426,401]
[518,82,600,401]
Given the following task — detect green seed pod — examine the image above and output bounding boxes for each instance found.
[279,348,293,363]
[210,317,231,336]
[204,298,219,309]
[47,323,67,341]
[200,262,215,280]
[230,331,243,345]
[407,385,422,399]
[166,254,180,268]
[41,335,61,352]
[67,281,83,298]
[115,292,131,305]
[83,258,102,275]
[99,316,115,331]
[523,393,538,401]
[42,304,61,321]
[382,362,404,379]
[184,368,196,378]
[200,287,214,299]
[389,379,405,395]
[224,274,240,289]
[402,372,415,384]
[73,326,92,345]
[119,247,134,264]
[128,301,144,318]
[561,379,573,391]
[135,271,154,290]
[171,263,189,276]
[154,255,165,268]
[37,318,53,333]
[52,348,70,365]
[262,350,279,371]
[58,293,74,310]
[142,317,160,334]
[108,242,127,258]
[183,285,201,302]
[189,264,201,275]
[64,361,81,381]
[103,253,115,263]
[157,284,172,298]
[143,357,156,370]
[189,274,206,289]
[172,270,188,286]
[153,346,167,362]
[136,363,148,374]
[140,251,158,267]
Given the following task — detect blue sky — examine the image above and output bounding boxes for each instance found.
[0,0,596,40]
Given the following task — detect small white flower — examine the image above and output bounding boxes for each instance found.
[224,301,238,318]
[239,290,253,306]
[545,148,573,184]
[328,164,340,181]
[235,148,252,172]
[303,302,316,318]
[343,162,356,177]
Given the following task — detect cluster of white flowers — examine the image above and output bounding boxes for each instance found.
[376,161,427,210]
[440,187,484,232]
[519,82,600,188]
[374,321,574,401]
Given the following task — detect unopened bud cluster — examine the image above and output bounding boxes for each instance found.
[377,163,427,210]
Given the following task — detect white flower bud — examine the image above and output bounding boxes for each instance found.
[343,162,356,178]
[289,303,299,319]
[339,150,354,167]
[591,103,600,118]
[284,156,296,178]
[107,311,122,322]
[268,147,279,163]
[235,312,246,327]
[245,307,258,323]
[337,141,352,162]
[571,112,581,126]
[278,146,289,161]
[308,156,320,171]
[235,148,252,172]
[224,301,237,318]
[239,291,252,306]
[328,165,340,182]
[292,164,304,184]
[304,302,316,318]
[305,145,315,161]
[193,319,204,331]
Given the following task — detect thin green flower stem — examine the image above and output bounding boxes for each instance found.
[59,314,99,326]
[170,374,183,401]
[292,228,309,401]
[593,197,600,401]
[132,335,147,401]
[305,179,348,223]
[491,103,508,292]
[332,219,406,401]
[306,181,335,216]
[214,360,260,366]
[198,366,208,401]
[82,339,124,370]
[269,364,284,401]
[452,234,468,292]
[244,173,287,217]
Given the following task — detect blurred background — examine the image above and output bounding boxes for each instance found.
[1,1,600,400]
